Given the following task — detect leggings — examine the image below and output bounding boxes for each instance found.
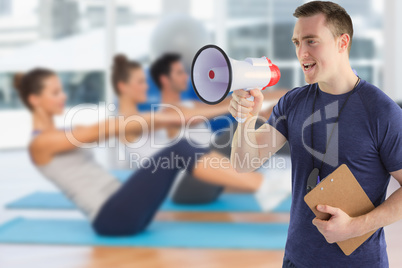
[170,130,229,204]
[92,137,211,236]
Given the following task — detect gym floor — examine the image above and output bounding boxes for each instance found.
[0,149,401,268]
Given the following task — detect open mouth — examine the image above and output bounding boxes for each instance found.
[303,63,316,72]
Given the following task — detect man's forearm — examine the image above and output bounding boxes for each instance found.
[354,186,402,236]
[230,116,260,172]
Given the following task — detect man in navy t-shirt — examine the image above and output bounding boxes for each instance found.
[229,1,402,267]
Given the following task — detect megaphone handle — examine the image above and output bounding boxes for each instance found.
[236,95,254,123]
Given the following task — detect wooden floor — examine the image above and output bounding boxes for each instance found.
[0,245,285,268]
[0,211,290,267]
[1,150,402,267]
[0,207,401,267]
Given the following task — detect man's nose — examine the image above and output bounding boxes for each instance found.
[297,44,309,60]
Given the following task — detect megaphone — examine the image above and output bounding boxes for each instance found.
[191,44,281,123]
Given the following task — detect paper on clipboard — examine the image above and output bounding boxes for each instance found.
[304,164,377,256]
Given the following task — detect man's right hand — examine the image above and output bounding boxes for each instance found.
[229,88,287,173]
[228,88,264,122]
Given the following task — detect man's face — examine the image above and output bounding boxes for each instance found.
[292,13,341,84]
[166,61,189,92]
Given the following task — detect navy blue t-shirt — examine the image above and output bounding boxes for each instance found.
[267,78,402,267]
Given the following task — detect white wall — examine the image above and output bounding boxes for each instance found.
[384,0,402,102]
[0,104,109,149]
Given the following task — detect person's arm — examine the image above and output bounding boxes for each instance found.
[192,95,232,111]
[164,97,232,127]
[229,88,287,173]
[187,90,287,124]
[31,110,189,157]
[353,169,402,236]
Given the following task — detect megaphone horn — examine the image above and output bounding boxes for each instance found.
[191,44,281,123]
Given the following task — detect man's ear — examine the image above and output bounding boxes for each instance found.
[338,33,350,53]
[159,75,169,88]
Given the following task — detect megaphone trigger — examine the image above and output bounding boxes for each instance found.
[237,117,246,123]
[246,95,254,102]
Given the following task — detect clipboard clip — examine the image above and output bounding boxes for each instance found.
[306,168,320,194]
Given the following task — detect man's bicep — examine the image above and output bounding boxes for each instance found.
[255,123,287,159]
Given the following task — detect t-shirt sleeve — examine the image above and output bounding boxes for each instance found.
[266,91,290,140]
[377,100,402,173]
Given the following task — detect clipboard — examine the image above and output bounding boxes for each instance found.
[304,164,377,256]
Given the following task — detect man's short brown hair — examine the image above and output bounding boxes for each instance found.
[293,1,354,53]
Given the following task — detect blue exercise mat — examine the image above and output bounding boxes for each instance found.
[109,169,132,181]
[6,191,292,213]
[6,192,261,212]
[0,217,288,249]
[273,196,292,213]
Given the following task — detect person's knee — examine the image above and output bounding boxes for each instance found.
[171,172,224,204]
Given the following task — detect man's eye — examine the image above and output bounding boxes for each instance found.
[293,41,299,46]
[308,40,316,44]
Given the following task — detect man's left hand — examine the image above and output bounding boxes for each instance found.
[312,204,361,244]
